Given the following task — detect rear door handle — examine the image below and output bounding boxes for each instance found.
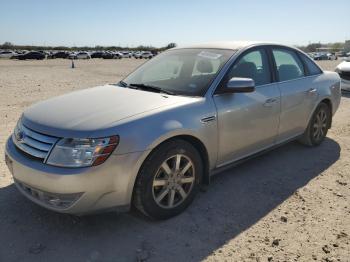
[307,88,317,94]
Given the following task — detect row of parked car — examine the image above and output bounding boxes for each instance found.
[307,52,338,61]
[307,51,350,61]
[0,50,157,60]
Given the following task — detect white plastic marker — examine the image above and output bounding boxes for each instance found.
[197,51,222,60]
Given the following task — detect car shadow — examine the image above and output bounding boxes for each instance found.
[0,138,340,262]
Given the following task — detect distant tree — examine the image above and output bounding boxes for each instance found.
[53,46,70,51]
[305,43,322,52]
[345,40,350,53]
[331,42,344,52]
[296,45,307,52]
[2,42,14,49]
[166,43,177,49]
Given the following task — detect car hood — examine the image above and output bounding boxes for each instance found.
[22,85,195,138]
[337,61,350,71]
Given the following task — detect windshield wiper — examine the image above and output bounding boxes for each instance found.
[128,83,176,95]
[118,81,128,87]
[117,81,140,90]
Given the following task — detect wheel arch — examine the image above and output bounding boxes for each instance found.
[145,134,210,184]
[319,98,333,128]
[130,134,211,204]
[170,135,210,186]
[306,97,333,130]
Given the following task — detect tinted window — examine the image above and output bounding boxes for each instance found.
[226,49,271,86]
[300,53,322,75]
[272,49,305,81]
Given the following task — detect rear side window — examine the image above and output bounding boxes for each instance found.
[272,49,305,81]
[299,53,322,75]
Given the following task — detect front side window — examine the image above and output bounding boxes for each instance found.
[272,49,305,81]
[225,49,272,86]
[122,49,235,96]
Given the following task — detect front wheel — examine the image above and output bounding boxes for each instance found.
[133,139,202,220]
[299,102,331,146]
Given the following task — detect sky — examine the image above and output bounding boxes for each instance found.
[0,0,349,48]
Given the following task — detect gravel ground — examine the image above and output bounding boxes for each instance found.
[0,58,349,262]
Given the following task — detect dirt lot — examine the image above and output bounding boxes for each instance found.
[0,58,349,262]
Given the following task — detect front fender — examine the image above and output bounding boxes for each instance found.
[113,98,218,169]
[115,107,218,207]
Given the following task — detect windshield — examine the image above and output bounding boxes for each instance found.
[121,48,235,96]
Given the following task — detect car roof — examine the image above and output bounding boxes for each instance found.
[174,41,289,51]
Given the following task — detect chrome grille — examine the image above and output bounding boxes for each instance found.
[12,122,59,160]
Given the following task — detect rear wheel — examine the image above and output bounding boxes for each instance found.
[299,102,331,146]
[133,139,202,220]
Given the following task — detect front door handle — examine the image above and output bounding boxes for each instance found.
[263,98,278,107]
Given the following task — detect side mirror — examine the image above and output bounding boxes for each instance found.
[222,77,255,93]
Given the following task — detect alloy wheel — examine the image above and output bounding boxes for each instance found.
[152,154,195,209]
[313,108,328,141]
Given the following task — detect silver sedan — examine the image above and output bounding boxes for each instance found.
[5,41,341,219]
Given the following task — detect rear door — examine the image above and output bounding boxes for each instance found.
[271,47,318,142]
[213,47,281,166]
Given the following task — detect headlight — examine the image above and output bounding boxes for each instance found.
[47,136,119,167]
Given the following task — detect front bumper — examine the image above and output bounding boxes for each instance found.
[5,137,148,215]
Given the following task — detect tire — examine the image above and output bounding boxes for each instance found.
[133,139,202,220]
[298,102,331,146]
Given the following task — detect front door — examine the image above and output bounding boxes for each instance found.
[213,48,281,166]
